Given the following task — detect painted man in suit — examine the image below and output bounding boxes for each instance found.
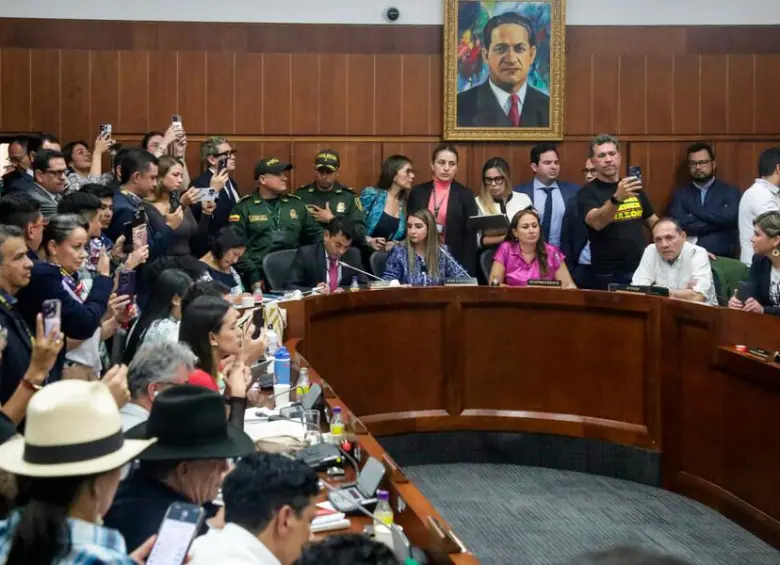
[457,12,549,128]
[284,216,366,292]
[514,143,579,248]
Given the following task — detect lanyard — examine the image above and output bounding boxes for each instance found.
[0,292,33,344]
[59,266,84,298]
[260,199,282,231]
[432,188,445,219]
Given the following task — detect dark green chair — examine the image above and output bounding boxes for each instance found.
[711,256,749,306]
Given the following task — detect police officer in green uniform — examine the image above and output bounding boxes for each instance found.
[230,158,322,289]
[296,149,367,244]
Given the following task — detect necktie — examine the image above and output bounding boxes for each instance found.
[328,256,340,293]
[508,94,521,127]
[541,186,554,242]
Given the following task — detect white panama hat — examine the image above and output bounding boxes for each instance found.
[0,380,156,477]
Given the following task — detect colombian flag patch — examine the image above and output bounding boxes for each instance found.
[229,214,240,222]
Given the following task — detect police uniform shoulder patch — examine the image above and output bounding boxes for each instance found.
[354,197,364,212]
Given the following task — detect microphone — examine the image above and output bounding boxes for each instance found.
[338,261,384,282]
[319,477,415,563]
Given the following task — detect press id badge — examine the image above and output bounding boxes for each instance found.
[436,223,444,234]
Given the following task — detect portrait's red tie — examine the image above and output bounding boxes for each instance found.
[508,94,521,127]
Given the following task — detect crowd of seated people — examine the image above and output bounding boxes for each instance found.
[0,115,776,564]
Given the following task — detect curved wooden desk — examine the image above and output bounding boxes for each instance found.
[282,288,780,549]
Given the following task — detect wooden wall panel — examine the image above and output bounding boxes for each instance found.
[30,50,60,136]
[1,48,31,132]
[60,50,90,143]
[117,51,149,134]
[346,54,375,135]
[234,53,263,135]
[2,21,780,218]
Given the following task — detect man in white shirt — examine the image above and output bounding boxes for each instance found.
[119,341,195,431]
[189,452,319,565]
[738,147,780,265]
[632,218,717,305]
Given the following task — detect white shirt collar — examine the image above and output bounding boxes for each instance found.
[754,178,780,195]
[35,183,59,202]
[532,178,558,190]
[488,79,528,116]
[191,523,282,565]
[26,168,34,177]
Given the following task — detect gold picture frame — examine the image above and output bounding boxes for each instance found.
[443,0,565,141]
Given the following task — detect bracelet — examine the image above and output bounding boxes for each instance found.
[21,378,42,392]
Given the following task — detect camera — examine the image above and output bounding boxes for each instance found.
[384,7,400,22]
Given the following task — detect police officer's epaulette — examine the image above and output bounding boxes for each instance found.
[285,194,302,200]
[237,194,253,203]
[335,184,355,193]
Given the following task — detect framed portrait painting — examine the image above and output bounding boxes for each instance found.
[444,0,565,141]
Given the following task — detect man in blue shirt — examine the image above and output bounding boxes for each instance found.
[669,143,741,258]
[514,143,579,248]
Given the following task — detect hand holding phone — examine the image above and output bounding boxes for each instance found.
[144,502,204,565]
[42,299,62,338]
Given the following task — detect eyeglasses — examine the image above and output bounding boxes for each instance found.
[582,168,597,175]
[216,150,238,158]
[484,176,505,185]
[687,159,712,167]
[45,169,67,177]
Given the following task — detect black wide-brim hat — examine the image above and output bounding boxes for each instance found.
[125,384,254,461]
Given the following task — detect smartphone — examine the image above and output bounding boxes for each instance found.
[628,166,642,181]
[132,223,148,251]
[736,281,754,302]
[237,310,253,333]
[252,306,265,338]
[169,190,181,213]
[145,502,205,565]
[100,123,112,138]
[42,299,61,338]
[171,114,182,125]
[217,156,228,174]
[122,222,134,254]
[201,188,217,203]
[117,270,137,298]
[87,238,103,272]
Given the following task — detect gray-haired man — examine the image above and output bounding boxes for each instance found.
[119,341,197,431]
[191,136,240,248]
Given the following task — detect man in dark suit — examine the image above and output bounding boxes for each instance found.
[514,143,579,248]
[284,217,366,292]
[107,149,175,261]
[0,225,61,415]
[669,142,741,258]
[5,135,37,196]
[457,12,549,128]
[191,136,241,255]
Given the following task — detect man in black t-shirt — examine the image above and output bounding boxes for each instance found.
[577,134,659,290]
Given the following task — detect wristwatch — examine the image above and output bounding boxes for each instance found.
[610,195,622,206]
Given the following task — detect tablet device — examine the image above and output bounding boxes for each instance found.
[467,214,509,232]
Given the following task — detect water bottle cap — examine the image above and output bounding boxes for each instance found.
[333,407,342,413]
[376,489,389,500]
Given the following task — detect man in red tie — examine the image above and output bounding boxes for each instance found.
[456,12,550,128]
[283,217,367,293]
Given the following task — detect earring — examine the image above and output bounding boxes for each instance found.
[772,249,780,257]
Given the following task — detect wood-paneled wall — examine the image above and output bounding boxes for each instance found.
[1,19,779,213]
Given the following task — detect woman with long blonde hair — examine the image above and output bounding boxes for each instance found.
[382,208,468,286]
[476,157,532,249]
[144,155,216,256]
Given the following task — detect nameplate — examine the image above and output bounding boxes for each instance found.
[367,280,392,290]
[527,279,562,287]
[747,347,780,363]
[608,283,647,294]
[443,277,478,286]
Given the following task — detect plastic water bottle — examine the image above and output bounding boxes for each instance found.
[273,346,290,386]
[373,490,395,549]
[329,406,344,442]
[266,326,278,356]
[296,367,311,396]
[349,277,359,292]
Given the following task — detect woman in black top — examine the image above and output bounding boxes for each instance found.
[145,156,215,256]
[729,210,780,316]
[407,143,478,275]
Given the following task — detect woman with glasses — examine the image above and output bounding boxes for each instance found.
[475,157,532,249]
[489,208,576,288]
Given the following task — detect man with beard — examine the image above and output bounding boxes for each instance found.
[669,143,741,258]
[577,134,658,290]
